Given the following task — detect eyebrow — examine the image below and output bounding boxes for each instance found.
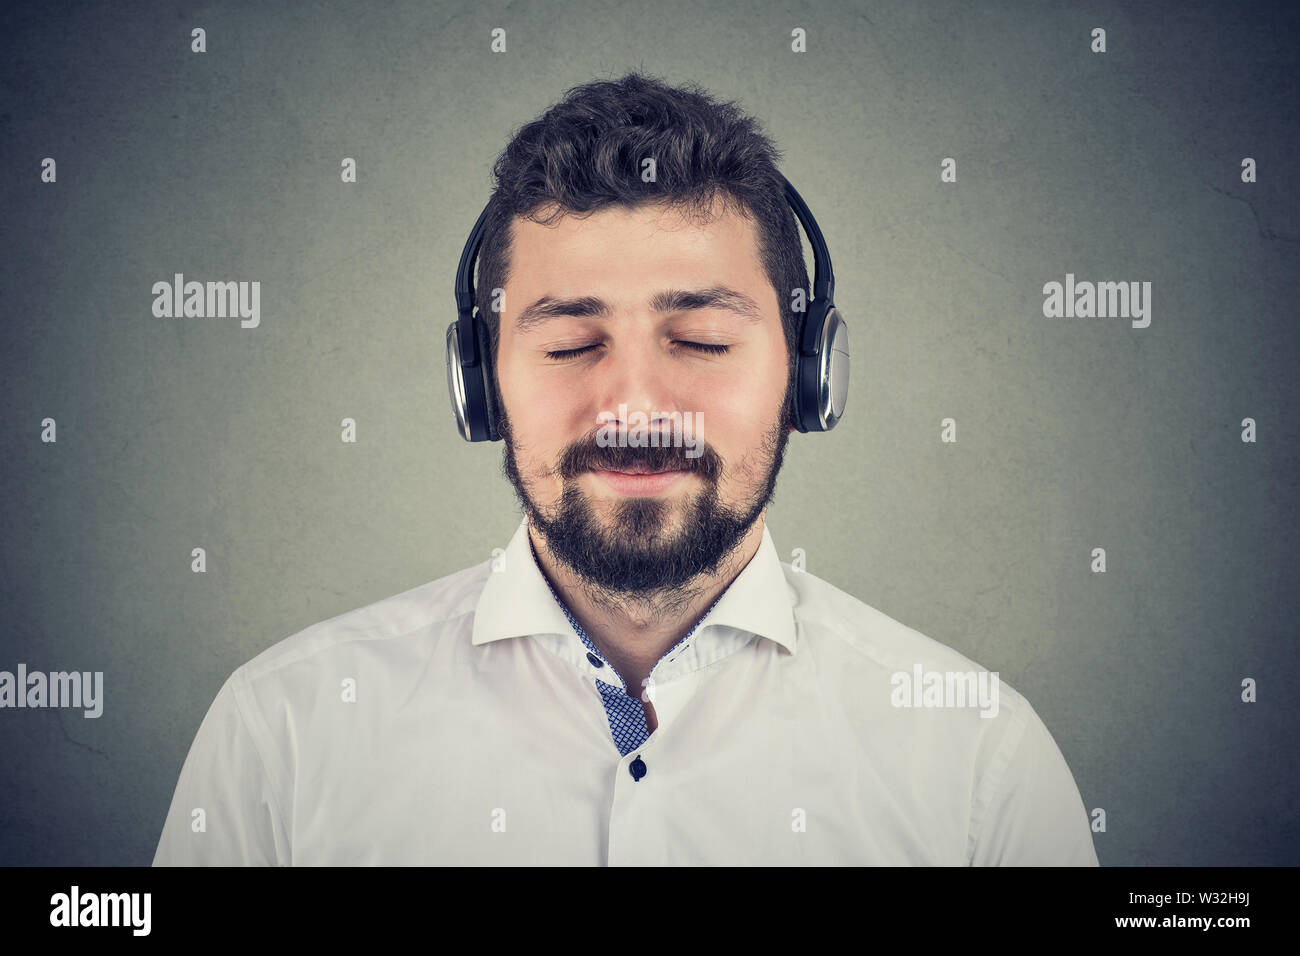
[513,286,764,334]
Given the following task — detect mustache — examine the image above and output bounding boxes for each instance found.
[557,435,722,482]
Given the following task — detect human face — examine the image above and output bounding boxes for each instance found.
[495,198,792,599]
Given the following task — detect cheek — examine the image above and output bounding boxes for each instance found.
[692,351,787,440]
[499,357,584,452]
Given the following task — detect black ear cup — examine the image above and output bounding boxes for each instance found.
[474,309,501,442]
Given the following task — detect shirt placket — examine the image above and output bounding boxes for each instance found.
[531,543,720,758]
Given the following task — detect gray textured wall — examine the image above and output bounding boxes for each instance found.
[1,0,1296,865]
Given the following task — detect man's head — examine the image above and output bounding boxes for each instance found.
[478,72,808,611]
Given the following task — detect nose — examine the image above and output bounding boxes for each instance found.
[589,334,686,436]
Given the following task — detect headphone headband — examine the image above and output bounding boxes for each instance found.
[777,173,835,305]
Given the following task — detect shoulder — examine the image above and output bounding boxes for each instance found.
[779,560,1039,754]
[779,563,1096,862]
[783,562,1017,688]
[229,558,492,699]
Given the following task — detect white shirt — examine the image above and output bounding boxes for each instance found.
[153,516,1099,866]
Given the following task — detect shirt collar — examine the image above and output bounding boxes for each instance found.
[471,516,798,656]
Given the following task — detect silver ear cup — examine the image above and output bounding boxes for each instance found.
[446,322,472,441]
[817,308,849,431]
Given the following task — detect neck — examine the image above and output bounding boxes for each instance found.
[527,513,767,693]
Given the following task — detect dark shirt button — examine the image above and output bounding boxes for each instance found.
[586,652,604,668]
[629,756,647,782]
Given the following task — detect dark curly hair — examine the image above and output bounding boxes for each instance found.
[474,71,807,429]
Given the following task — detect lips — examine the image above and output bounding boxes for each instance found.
[587,466,691,496]
[601,466,685,476]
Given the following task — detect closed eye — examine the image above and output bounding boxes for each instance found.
[544,342,731,362]
[680,342,731,356]
[544,345,600,361]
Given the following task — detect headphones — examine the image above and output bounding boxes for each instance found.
[446,172,849,442]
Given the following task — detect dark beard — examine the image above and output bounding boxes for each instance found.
[499,408,790,611]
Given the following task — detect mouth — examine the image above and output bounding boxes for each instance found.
[587,466,690,496]
[598,465,685,475]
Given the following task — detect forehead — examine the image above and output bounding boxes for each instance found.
[505,199,768,292]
